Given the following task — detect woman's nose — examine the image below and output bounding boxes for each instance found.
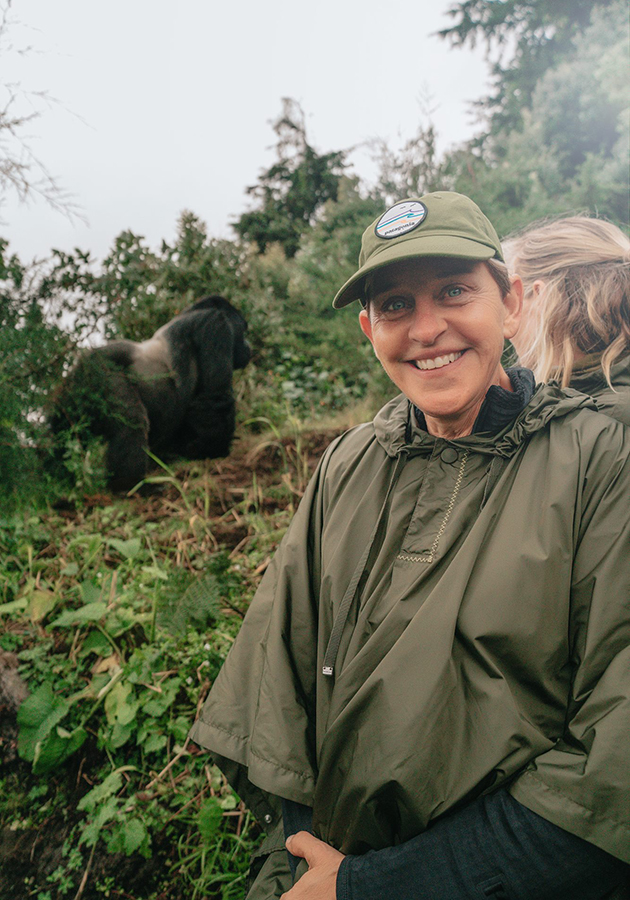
[407,302,447,345]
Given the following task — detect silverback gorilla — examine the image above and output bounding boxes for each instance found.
[52,296,251,491]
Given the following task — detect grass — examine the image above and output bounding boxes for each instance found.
[0,416,353,900]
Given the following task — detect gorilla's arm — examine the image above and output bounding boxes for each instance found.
[102,366,151,491]
[178,392,236,460]
[172,311,240,459]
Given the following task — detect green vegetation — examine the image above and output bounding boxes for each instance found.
[0,2,627,895]
[439,0,629,231]
[233,99,347,258]
[0,428,340,899]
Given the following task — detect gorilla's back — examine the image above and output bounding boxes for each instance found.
[131,334,192,444]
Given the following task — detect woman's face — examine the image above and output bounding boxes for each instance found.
[359,257,522,439]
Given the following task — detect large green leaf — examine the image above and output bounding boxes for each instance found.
[107,720,136,750]
[28,588,59,623]
[141,677,180,717]
[80,629,112,658]
[33,725,88,774]
[198,798,223,842]
[108,537,141,560]
[106,817,150,857]
[157,572,221,636]
[78,771,124,813]
[0,597,28,615]
[50,601,108,628]
[104,680,139,727]
[17,682,70,762]
[78,796,120,848]
[81,580,103,604]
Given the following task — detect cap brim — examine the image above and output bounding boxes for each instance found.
[332,234,498,309]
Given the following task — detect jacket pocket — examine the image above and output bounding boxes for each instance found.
[245,820,293,900]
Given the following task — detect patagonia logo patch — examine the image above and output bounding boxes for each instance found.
[375,200,427,239]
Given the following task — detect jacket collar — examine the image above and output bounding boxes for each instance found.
[413,367,536,437]
[373,372,597,459]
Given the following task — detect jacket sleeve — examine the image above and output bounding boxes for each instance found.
[189,438,341,810]
[510,424,630,864]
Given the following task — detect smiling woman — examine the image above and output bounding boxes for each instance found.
[358,257,521,438]
[190,193,630,900]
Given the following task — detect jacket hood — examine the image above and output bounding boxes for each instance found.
[568,351,630,394]
[373,380,597,459]
[567,352,630,428]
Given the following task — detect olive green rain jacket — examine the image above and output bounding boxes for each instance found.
[569,352,630,427]
[190,383,630,889]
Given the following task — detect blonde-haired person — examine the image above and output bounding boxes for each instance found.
[504,215,630,424]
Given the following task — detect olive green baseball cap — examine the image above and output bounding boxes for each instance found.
[333,191,504,308]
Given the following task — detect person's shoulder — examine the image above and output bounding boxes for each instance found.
[323,394,410,464]
[557,401,630,468]
[570,354,630,427]
[321,420,379,470]
[522,384,630,469]
[594,389,630,428]
[561,393,629,430]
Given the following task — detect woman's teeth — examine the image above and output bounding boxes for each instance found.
[413,351,463,371]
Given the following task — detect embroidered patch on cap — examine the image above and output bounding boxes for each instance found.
[375,201,428,239]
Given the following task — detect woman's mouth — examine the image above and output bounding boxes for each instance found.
[409,351,464,371]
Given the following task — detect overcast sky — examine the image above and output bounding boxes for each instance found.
[1,0,491,263]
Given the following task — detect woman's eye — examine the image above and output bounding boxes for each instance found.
[384,297,407,311]
[445,286,463,298]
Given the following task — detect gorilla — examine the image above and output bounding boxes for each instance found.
[51,296,251,491]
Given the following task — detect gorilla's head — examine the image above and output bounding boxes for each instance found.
[184,296,251,369]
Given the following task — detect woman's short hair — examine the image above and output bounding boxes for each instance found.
[503,216,630,387]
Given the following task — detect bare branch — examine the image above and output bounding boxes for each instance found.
[0,0,85,222]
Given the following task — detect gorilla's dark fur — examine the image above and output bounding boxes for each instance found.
[51,296,251,491]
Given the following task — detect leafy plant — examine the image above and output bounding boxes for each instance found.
[0,428,338,898]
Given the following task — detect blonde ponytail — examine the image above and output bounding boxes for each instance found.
[503,217,630,387]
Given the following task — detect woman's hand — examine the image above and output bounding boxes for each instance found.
[280,831,345,900]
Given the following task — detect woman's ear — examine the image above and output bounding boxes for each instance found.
[532,279,546,298]
[359,308,374,346]
[502,275,524,341]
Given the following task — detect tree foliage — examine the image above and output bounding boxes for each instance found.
[0,240,69,506]
[439,0,629,231]
[439,0,618,134]
[36,211,248,343]
[369,120,446,208]
[233,98,346,258]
